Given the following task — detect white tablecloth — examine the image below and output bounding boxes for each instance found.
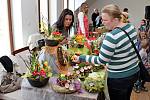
[21,78,99,100]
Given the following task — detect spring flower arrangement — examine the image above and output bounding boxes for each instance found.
[57,73,81,90]
[51,72,81,93]
[45,31,64,46]
[23,51,52,87]
[69,34,86,48]
[84,71,105,93]
[47,31,64,41]
[72,62,93,81]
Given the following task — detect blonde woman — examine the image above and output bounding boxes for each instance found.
[73,4,139,100]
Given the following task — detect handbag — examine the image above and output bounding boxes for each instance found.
[116,27,150,82]
[0,56,22,93]
[0,72,22,93]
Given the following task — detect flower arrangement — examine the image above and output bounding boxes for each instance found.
[57,73,81,90]
[74,34,86,44]
[45,31,64,46]
[47,31,64,41]
[84,71,105,93]
[51,72,81,93]
[69,34,86,48]
[91,40,100,55]
[23,52,52,82]
[72,62,93,81]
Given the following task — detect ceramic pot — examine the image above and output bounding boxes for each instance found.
[27,77,49,88]
[45,39,59,46]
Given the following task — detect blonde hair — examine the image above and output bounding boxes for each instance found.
[138,31,148,40]
[101,4,122,20]
[80,2,88,13]
[121,12,129,23]
[141,39,149,49]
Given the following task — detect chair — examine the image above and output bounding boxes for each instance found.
[11,46,30,74]
[12,46,29,56]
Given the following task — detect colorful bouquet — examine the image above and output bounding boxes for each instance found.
[23,52,52,81]
[69,34,86,48]
[47,31,64,41]
[51,73,81,93]
[72,62,93,81]
[84,71,105,93]
[57,73,81,90]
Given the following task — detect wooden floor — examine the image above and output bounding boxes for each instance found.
[131,82,150,100]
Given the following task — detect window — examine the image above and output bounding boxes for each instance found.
[39,0,49,34]
[0,0,11,56]
[63,0,68,9]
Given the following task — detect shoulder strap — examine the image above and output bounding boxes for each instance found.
[115,27,142,61]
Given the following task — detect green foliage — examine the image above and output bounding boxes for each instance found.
[84,71,105,93]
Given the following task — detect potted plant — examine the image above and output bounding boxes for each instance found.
[45,31,64,46]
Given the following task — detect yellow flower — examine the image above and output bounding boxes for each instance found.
[43,61,48,67]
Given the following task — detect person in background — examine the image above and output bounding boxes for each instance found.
[138,19,147,32]
[121,12,129,23]
[95,14,102,28]
[77,2,89,38]
[133,38,149,93]
[139,39,150,90]
[72,4,139,100]
[123,8,128,13]
[122,8,130,23]
[133,30,149,93]
[137,30,148,51]
[91,8,99,30]
[52,8,74,45]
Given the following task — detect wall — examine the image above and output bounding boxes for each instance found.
[11,0,39,50]
[49,0,57,25]
[11,0,23,50]
[49,0,64,26]
[88,0,150,27]
[21,0,39,46]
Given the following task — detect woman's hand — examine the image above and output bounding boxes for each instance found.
[71,55,79,62]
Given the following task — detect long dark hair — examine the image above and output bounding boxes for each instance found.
[55,8,74,31]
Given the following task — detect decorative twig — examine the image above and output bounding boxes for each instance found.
[18,55,31,72]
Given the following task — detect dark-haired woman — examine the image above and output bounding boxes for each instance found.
[52,8,75,44]
[39,9,74,74]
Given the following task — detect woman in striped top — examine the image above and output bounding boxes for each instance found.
[73,4,139,100]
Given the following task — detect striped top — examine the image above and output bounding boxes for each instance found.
[79,23,140,78]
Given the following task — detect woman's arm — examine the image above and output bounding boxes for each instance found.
[79,33,116,65]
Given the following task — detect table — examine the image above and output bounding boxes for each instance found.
[21,78,101,100]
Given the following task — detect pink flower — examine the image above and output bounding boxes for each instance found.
[76,70,80,74]
[67,72,71,76]
[80,68,84,72]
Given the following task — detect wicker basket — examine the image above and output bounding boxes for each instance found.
[51,83,76,94]
[50,77,76,94]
